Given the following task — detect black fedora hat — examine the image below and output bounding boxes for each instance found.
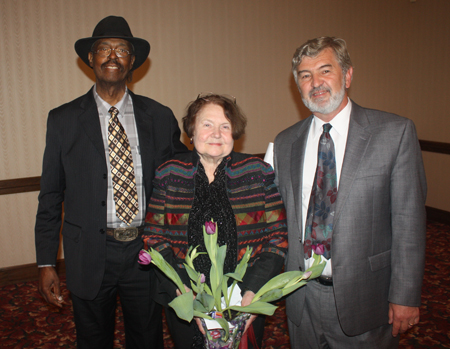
[75,16,150,71]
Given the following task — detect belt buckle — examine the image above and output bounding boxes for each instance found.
[113,227,138,242]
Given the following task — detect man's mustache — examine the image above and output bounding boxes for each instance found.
[101,58,122,70]
[309,85,330,98]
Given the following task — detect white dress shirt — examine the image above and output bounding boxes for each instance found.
[94,87,145,228]
[302,98,352,275]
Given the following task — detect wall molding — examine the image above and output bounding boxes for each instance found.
[0,140,447,196]
[0,176,40,195]
[0,259,65,287]
[419,140,450,155]
[426,206,450,225]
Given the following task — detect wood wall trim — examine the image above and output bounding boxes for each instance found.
[0,259,65,287]
[426,206,450,225]
[0,176,40,195]
[419,140,450,155]
[0,139,447,196]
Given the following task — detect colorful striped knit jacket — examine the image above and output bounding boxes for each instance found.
[143,151,288,299]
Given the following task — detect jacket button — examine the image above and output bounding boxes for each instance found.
[103,174,107,179]
[99,229,105,234]
[101,201,106,206]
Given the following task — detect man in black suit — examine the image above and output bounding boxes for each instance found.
[35,16,187,348]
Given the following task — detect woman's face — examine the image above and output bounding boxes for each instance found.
[193,103,234,163]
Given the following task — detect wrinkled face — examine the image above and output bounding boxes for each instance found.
[88,38,135,85]
[296,47,352,121]
[193,104,234,162]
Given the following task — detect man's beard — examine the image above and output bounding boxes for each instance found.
[301,78,346,116]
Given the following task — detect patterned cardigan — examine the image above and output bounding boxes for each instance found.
[143,151,288,301]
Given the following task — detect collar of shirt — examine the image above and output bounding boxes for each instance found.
[311,97,352,143]
[93,85,129,117]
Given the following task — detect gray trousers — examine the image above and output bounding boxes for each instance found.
[288,280,399,349]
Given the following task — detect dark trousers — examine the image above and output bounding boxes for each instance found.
[164,306,265,349]
[71,236,163,349]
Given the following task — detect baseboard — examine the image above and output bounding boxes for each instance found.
[426,206,450,225]
[0,259,66,287]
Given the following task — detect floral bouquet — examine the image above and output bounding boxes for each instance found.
[139,221,325,348]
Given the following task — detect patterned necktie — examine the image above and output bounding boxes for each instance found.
[108,106,139,225]
[304,123,337,259]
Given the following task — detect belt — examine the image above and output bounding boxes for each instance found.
[315,275,333,286]
[106,226,144,242]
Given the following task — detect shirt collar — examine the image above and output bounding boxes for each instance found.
[92,85,129,117]
[311,98,352,138]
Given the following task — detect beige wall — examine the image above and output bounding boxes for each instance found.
[1,0,448,268]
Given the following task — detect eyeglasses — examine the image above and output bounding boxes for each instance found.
[92,47,132,58]
[196,92,237,104]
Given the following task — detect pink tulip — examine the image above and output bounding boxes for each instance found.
[138,250,152,265]
[205,221,216,235]
[312,243,325,255]
[302,271,312,279]
[200,273,206,283]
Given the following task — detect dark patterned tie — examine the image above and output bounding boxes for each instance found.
[108,106,139,225]
[304,123,337,259]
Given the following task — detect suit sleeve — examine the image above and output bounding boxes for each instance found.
[388,119,427,306]
[35,111,65,266]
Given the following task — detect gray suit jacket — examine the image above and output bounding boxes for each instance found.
[274,101,427,336]
[35,87,187,300]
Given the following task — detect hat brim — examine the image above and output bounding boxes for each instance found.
[75,36,150,71]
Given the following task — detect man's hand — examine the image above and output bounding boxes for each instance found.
[389,303,419,337]
[38,266,63,308]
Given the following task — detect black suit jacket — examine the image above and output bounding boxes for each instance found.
[35,87,187,299]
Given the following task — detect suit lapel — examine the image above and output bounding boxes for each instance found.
[333,102,372,227]
[78,88,106,161]
[129,91,154,189]
[291,117,313,240]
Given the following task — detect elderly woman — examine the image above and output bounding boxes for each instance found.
[143,94,287,348]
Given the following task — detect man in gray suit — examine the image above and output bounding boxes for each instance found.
[35,16,187,348]
[274,37,426,348]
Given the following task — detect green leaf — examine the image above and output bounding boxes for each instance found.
[253,270,302,302]
[224,272,243,282]
[204,283,212,295]
[257,289,284,303]
[148,248,185,292]
[233,247,252,280]
[306,261,326,280]
[215,244,227,283]
[213,283,223,312]
[193,310,213,320]
[194,292,215,313]
[214,318,230,341]
[190,280,199,294]
[184,245,195,270]
[283,275,303,289]
[184,263,200,283]
[168,291,194,322]
[221,276,230,308]
[281,280,308,297]
[229,301,277,316]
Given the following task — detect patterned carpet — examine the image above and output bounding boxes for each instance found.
[0,221,449,348]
